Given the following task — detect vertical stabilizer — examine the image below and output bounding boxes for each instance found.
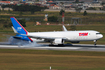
[10,17,33,42]
[10,17,28,34]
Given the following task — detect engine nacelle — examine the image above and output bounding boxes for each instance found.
[53,38,64,44]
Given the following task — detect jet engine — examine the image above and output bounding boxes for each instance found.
[53,38,64,44]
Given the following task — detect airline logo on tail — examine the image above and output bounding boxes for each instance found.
[79,33,88,36]
[17,27,22,31]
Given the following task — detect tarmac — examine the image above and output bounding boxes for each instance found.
[0,42,105,52]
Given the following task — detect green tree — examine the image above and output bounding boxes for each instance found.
[3,22,12,28]
[36,0,39,2]
[8,22,12,27]
[48,16,58,22]
[83,10,87,16]
[75,0,79,3]
[75,7,82,13]
[59,9,65,15]
[1,5,5,11]
[18,19,26,27]
[8,8,10,12]
[30,6,36,14]
[19,11,23,16]
[3,24,8,28]
[2,4,47,14]
[101,2,105,6]
[70,25,76,30]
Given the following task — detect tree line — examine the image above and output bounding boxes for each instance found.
[1,4,48,14]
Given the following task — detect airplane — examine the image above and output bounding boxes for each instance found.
[11,25,67,44]
[10,17,103,46]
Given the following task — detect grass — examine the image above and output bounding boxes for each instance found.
[0,49,105,70]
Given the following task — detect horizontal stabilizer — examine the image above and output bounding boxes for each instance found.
[13,36,22,39]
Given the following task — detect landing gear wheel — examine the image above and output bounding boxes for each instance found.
[58,44,64,46]
[94,42,96,46]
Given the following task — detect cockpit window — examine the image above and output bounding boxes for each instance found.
[96,33,101,35]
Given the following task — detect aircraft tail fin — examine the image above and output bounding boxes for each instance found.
[10,17,33,42]
[10,17,28,34]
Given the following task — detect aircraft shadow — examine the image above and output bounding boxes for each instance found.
[43,44,105,48]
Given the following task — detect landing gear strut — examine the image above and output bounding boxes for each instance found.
[94,40,97,46]
[49,41,54,46]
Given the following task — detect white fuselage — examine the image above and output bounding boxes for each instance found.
[28,30,103,42]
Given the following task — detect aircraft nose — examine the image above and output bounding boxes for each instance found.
[96,34,103,39]
[100,34,103,38]
[98,34,103,38]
